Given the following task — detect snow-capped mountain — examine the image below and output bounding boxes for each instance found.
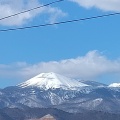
[0,72,120,114]
[109,83,120,87]
[18,72,89,90]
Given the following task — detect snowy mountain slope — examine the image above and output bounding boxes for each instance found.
[0,85,120,113]
[79,80,107,87]
[109,83,120,87]
[18,72,89,90]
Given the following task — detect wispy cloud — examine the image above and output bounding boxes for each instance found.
[71,0,120,12]
[0,0,66,26]
[0,50,120,84]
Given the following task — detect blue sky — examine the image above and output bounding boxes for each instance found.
[0,0,120,88]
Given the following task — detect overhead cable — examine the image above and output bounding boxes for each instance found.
[0,0,64,21]
[0,12,120,32]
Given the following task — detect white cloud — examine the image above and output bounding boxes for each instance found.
[0,50,120,84]
[45,7,67,23]
[71,0,120,12]
[0,0,66,26]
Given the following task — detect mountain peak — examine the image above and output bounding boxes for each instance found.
[18,72,89,90]
[109,83,120,87]
[40,114,56,120]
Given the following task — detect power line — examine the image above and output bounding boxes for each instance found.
[0,0,64,21]
[0,12,120,32]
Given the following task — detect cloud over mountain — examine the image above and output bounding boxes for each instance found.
[0,50,120,84]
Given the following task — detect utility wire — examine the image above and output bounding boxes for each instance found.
[0,0,64,21]
[0,12,120,32]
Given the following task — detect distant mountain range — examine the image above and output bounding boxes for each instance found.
[0,107,120,120]
[0,72,120,120]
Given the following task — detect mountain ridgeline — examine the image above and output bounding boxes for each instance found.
[0,72,120,120]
